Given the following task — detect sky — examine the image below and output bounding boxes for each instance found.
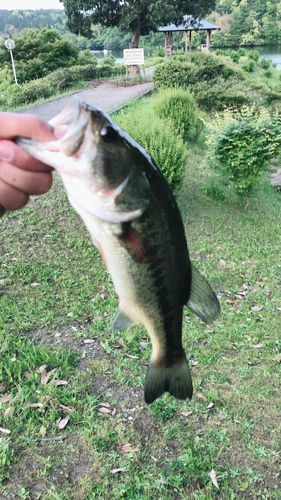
[2,1,64,10]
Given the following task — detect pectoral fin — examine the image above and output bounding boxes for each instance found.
[111,306,136,331]
[186,264,220,324]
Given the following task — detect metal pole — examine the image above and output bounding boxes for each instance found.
[9,49,17,84]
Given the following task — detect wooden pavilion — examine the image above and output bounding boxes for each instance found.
[158,16,220,57]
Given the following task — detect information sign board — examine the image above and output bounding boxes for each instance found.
[123,48,144,66]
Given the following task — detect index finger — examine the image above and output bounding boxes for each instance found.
[0,113,57,142]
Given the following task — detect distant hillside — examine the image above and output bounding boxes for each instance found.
[0,9,68,36]
[209,0,281,47]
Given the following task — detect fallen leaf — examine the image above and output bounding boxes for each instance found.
[276,307,281,311]
[92,316,102,322]
[220,259,226,265]
[4,407,14,417]
[226,300,235,304]
[111,468,125,474]
[159,478,165,485]
[120,443,139,453]
[251,305,264,312]
[191,361,198,366]
[84,315,92,322]
[40,435,67,442]
[100,293,106,299]
[58,404,75,413]
[54,380,68,386]
[0,280,5,285]
[276,355,281,363]
[231,343,237,351]
[112,408,117,416]
[218,414,226,421]
[30,283,40,287]
[104,311,109,317]
[195,393,207,400]
[98,407,111,413]
[181,411,193,417]
[210,468,219,489]
[124,354,139,359]
[56,417,69,429]
[41,369,56,385]
[245,335,252,340]
[83,339,96,344]
[28,402,44,408]
[0,394,10,404]
[115,338,124,344]
[206,402,214,410]
[99,402,110,408]
[0,427,11,434]
[38,364,48,373]
[140,342,148,347]
[67,312,73,317]
[23,372,30,379]
[235,295,243,300]
[252,344,264,348]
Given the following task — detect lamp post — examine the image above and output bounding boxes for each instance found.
[5,38,17,84]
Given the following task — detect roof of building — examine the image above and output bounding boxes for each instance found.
[158,16,220,32]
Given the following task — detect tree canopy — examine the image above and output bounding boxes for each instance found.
[62,0,216,47]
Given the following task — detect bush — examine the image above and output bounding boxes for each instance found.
[145,56,164,68]
[116,109,186,197]
[202,184,226,201]
[206,106,281,199]
[215,49,226,56]
[242,60,255,72]
[238,48,246,56]
[99,54,115,67]
[153,60,197,88]
[78,49,98,66]
[9,79,55,107]
[152,46,165,58]
[272,62,277,68]
[248,50,259,62]
[264,70,272,78]
[260,58,271,69]
[153,87,198,136]
[192,78,256,110]
[230,51,240,63]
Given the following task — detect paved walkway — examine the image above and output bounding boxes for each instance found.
[19,75,154,122]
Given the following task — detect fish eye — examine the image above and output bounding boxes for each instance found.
[100,125,118,143]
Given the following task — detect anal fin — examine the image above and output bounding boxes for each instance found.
[111,306,136,331]
[186,263,220,324]
[144,354,193,404]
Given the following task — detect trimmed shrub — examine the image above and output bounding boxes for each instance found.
[153,60,197,88]
[230,51,240,63]
[206,107,281,198]
[78,50,98,66]
[238,48,246,56]
[9,79,55,107]
[260,58,271,69]
[215,49,226,56]
[272,63,277,68]
[116,110,186,197]
[264,70,272,78]
[248,50,259,62]
[153,87,198,136]
[152,46,165,57]
[99,55,115,67]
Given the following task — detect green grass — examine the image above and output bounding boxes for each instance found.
[221,54,281,88]
[1,99,281,499]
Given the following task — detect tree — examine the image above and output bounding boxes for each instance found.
[0,28,79,83]
[62,0,216,77]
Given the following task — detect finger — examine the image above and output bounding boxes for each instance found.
[0,162,53,195]
[0,205,6,218]
[0,179,29,211]
[0,113,57,141]
[0,140,53,173]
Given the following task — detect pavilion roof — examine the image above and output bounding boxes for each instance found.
[158,16,220,32]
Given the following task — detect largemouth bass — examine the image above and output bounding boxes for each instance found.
[16,96,220,404]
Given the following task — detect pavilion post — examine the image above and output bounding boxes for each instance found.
[185,31,187,54]
[189,30,192,52]
[165,31,167,57]
[207,29,211,52]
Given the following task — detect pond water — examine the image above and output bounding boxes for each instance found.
[92,45,281,69]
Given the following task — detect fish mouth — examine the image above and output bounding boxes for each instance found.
[17,96,91,160]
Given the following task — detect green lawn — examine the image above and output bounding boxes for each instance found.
[0,103,281,499]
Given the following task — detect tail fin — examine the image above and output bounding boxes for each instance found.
[144,354,193,404]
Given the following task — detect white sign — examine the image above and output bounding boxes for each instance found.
[123,48,144,66]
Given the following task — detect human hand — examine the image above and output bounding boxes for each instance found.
[0,113,58,217]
